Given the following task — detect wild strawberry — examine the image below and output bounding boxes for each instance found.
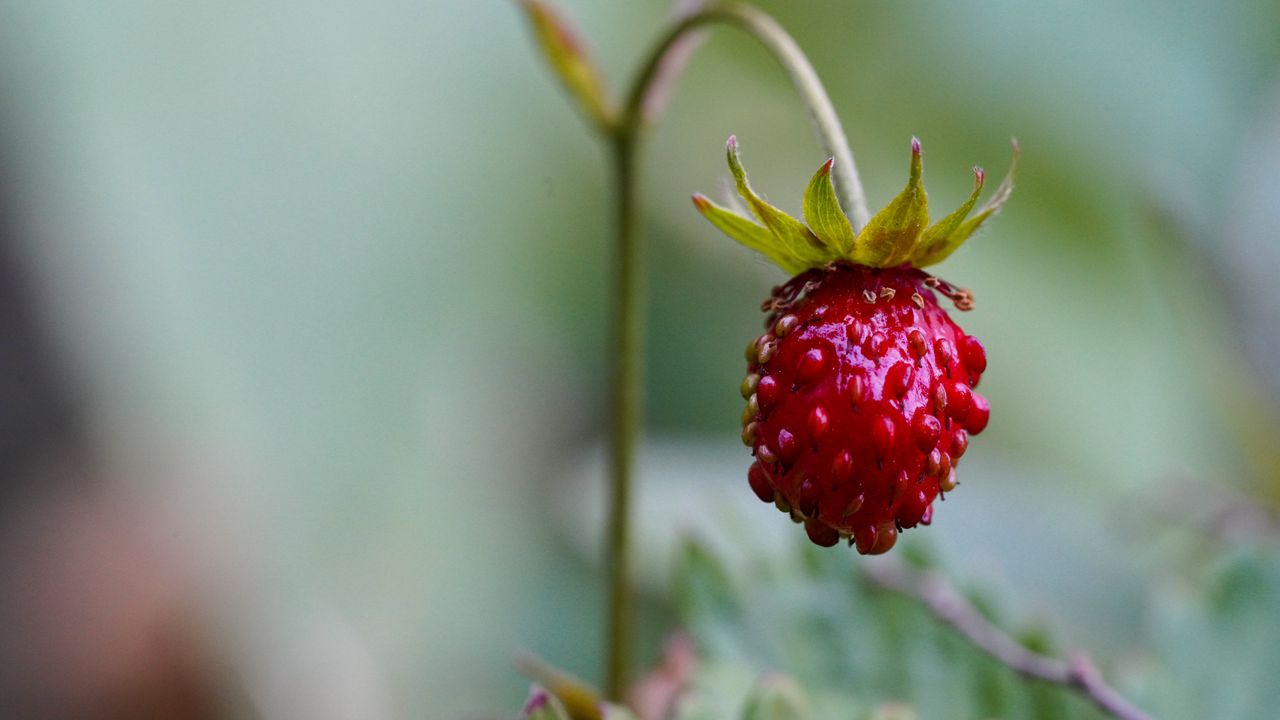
[696,136,1017,553]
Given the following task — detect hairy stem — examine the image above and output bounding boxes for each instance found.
[602,3,869,698]
[863,561,1151,720]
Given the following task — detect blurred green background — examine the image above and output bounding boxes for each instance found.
[0,1,1277,718]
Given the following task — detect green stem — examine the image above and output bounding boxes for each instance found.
[603,131,640,701]
[601,2,867,699]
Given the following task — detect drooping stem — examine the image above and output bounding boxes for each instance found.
[601,2,868,699]
[616,4,870,230]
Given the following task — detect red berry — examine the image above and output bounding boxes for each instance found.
[739,264,988,554]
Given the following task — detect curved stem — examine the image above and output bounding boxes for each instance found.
[617,3,870,229]
[601,2,870,699]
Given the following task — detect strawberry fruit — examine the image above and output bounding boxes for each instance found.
[696,136,1016,553]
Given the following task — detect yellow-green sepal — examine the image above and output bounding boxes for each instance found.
[802,158,857,255]
[852,138,929,267]
[913,139,1020,267]
[726,136,831,269]
[910,166,985,264]
[692,194,808,275]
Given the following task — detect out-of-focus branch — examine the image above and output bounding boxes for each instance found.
[862,561,1151,720]
[1137,474,1280,545]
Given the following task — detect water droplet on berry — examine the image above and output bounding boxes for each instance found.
[740,373,759,398]
[872,415,896,461]
[831,449,853,483]
[777,428,800,464]
[853,523,878,554]
[747,462,774,503]
[869,523,899,554]
[960,335,987,375]
[846,320,868,346]
[867,332,887,360]
[934,337,957,368]
[805,518,839,547]
[847,372,866,404]
[807,405,830,445]
[965,393,990,435]
[913,413,942,452]
[920,504,934,525]
[796,348,827,385]
[798,476,819,516]
[757,375,780,409]
[948,382,972,421]
[886,362,914,397]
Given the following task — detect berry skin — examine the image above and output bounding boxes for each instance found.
[739,263,989,554]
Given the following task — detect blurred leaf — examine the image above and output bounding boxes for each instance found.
[519,0,613,130]
[522,685,573,720]
[741,674,812,720]
[514,651,604,720]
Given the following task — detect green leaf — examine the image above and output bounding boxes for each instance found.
[726,136,831,271]
[741,674,812,720]
[693,194,807,275]
[914,139,1020,267]
[519,0,613,130]
[853,138,929,267]
[802,158,856,256]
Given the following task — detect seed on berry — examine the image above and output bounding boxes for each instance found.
[775,314,800,337]
[741,373,759,398]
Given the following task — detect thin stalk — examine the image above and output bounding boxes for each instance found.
[601,2,867,699]
[603,132,640,700]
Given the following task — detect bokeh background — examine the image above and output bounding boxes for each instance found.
[1,1,1278,718]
